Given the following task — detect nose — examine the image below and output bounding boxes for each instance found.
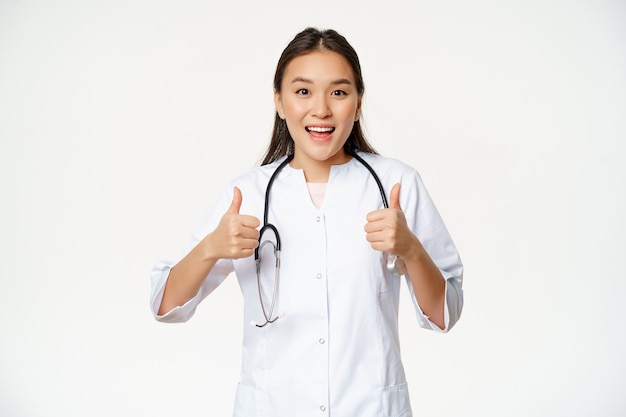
[311,95,331,118]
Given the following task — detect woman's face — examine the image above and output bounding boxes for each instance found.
[274,50,361,180]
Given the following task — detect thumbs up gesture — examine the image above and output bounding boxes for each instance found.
[206,187,260,259]
[364,183,417,259]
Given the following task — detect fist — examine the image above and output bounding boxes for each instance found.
[209,187,260,259]
[364,183,416,258]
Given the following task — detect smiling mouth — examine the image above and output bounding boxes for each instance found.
[306,126,335,133]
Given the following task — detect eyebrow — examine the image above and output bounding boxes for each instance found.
[290,77,353,86]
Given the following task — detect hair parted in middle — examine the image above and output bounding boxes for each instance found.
[261,27,377,165]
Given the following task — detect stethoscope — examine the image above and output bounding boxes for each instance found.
[251,150,404,327]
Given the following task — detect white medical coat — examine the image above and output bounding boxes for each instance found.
[151,152,463,417]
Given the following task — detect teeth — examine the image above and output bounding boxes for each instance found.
[307,126,334,133]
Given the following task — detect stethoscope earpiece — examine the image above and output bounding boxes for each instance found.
[250,311,285,327]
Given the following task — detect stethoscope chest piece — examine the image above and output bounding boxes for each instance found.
[386,254,407,276]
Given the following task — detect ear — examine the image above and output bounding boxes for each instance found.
[355,96,362,121]
[274,89,285,120]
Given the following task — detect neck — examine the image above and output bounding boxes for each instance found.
[302,165,331,182]
[290,150,351,182]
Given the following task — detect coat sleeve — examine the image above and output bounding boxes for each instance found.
[402,170,464,332]
[149,185,235,323]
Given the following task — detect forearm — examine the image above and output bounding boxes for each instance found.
[403,238,446,329]
[158,238,219,316]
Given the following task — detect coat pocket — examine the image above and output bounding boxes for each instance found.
[382,383,412,417]
[233,383,267,417]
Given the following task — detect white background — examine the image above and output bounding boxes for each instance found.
[1,1,625,416]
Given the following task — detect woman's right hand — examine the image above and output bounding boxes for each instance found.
[203,186,260,260]
[158,187,259,315]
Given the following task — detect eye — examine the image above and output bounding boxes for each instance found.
[331,90,347,96]
[296,88,310,95]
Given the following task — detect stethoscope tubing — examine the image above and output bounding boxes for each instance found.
[252,150,400,327]
[348,150,389,209]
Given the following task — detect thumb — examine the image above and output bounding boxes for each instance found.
[227,186,242,214]
[389,183,401,210]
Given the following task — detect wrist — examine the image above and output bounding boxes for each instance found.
[200,233,223,262]
[400,237,426,263]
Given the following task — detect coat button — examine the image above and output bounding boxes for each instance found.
[316,273,322,279]
[315,216,321,222]
[320,405,326,411]
[319,338,325,344]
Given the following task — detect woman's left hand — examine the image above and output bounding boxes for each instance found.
[364,183,418,257]
[365,182,447,327]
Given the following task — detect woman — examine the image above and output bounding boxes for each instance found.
[151,27,463,417]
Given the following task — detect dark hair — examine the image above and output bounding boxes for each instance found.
[261,27,377,165]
